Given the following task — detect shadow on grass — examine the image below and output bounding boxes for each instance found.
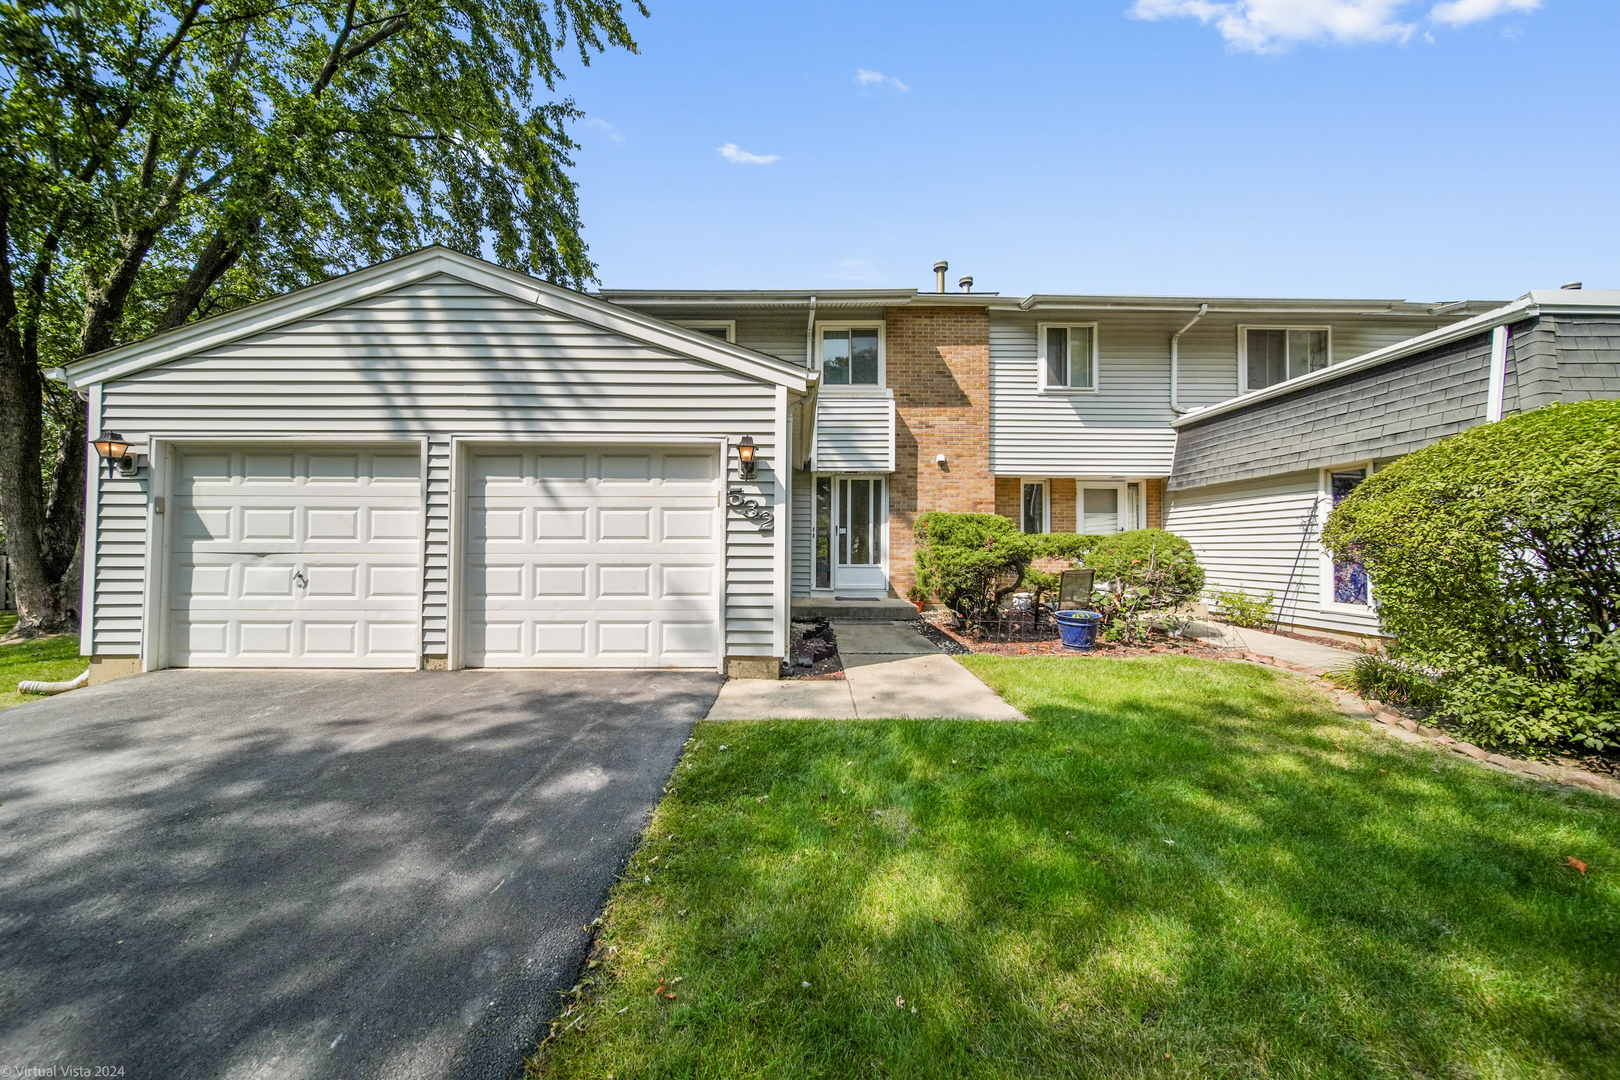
[539,657,1620,1080]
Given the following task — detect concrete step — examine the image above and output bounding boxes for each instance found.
[792,597,920,622]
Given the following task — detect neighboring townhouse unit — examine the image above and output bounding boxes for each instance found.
[1167,287,1620,642]
[603,278,1500,604]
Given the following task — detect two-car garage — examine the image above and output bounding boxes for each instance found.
[164,443,724,670]
[70,247,803,679]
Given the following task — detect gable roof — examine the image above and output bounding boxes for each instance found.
[58,246,810,393]
[1172,288,1620,429]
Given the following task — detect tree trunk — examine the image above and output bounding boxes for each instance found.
[0,339,86,637]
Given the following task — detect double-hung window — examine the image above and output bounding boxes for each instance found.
[1038,324,1097,391]
[819,325,882,387]
[1241,327,1330,391]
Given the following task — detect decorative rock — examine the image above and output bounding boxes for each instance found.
[1517,761,1560,780]
[1564,772,1609,793]
[1452,742,1488,760]
[1485,754,1517,768]
[1398,718,1420,733]
[1431,734,1455,746]
[1416,725,1442,738]
[1375,711,1402,726]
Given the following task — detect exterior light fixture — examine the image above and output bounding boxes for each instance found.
[736,435,758,480]
[92,431,137,477]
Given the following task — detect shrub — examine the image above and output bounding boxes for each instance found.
[913,513,1034,621]
[1082,529,1206,644]
[1327,654,1444,712]
[1321,399,1620,749]
[1031,532,1106,563]
[1208,586,1275,629]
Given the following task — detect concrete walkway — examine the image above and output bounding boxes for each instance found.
[1185,619,1360,671]
[705,621,1027,721]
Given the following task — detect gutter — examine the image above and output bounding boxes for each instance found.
[1169,304,1208,414]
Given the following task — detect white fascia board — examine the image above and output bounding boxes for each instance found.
[1171,295,1543,429]
[65,247,808,394]
[1018,294,1487,315]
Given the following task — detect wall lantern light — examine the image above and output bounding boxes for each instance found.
[736,435,758,480]
[93,431,137,477]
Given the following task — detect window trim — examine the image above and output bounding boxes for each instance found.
[1317,460,1376,614]
[1019,478,1050,534]
[1036,322,1100,394]
[676,320,737,343]
[814,321,886,393]
[1237,325,1333,394]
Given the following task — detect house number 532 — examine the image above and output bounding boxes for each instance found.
[727,489,774,531]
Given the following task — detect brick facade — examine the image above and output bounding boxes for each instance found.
[886,306,994,596]
[1145,478,1165,528]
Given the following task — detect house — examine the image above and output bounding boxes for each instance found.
[1167,287,1620,641]
[60,245,1614,681]
[601,277,1500,609]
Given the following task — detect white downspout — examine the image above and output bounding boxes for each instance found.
[1170,303,1208,414]
[1486,324,1509,422]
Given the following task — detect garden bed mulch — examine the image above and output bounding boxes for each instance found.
[919,613,1236,661]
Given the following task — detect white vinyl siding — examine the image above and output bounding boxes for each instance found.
[94,274,785,662]
[811,392,896,472]
[791,467,813,596]
[992,311,1453,477]
[1164,471,1383,637]
[990,314,1177,476]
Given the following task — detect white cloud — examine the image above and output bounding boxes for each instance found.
[854,69,910,92]
[581,117,624,142]
[1129,0,1539,50]
[718,143,780,165]
[1430,0,1540,26]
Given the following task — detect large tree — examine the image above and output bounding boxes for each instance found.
[0,0,643,634]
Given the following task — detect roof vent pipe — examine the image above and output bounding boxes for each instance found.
[934,260,948,293]
[1562,281,1583,290]
[1169,303,1209,414]
[959,275,973,293]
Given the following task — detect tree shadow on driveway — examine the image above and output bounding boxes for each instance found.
[0,667,720,1080]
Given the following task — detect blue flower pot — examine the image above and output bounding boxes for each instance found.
[1053,609,1104,651]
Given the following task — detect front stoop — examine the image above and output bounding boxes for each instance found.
[792,597,920,622]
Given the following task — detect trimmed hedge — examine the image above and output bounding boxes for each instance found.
[1321,399,1620,749]
[913,515,1205,641]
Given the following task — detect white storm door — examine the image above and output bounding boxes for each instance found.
[464,447,722,668]
[832,476,887,594]
[169,445,423,668]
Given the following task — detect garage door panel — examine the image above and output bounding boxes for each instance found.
[169,446,422,668]
[464,447,721,668]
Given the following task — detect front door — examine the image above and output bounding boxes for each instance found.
[832,475,887,595]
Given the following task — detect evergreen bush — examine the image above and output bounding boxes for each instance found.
[1321,399,1620,749]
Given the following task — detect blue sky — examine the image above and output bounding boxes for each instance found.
[558,0,1617,300]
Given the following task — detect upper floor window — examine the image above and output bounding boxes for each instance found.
[1241,327,1330,392]
[679,320,736,343]
[819,325,882,387]
[1038,324,1097,392]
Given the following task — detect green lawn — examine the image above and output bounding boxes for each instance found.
[530,656,1619,1080]
[0,612,85,711]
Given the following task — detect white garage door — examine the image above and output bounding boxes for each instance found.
[170,446,423,667]
[464,447,722,668]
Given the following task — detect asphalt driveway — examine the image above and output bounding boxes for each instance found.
[0,667,721,1080]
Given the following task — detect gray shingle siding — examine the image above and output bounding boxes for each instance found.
[1169,332,1494,491]
[1170,312,1620,492]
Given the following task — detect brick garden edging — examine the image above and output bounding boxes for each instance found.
[1239,651,1620,800]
